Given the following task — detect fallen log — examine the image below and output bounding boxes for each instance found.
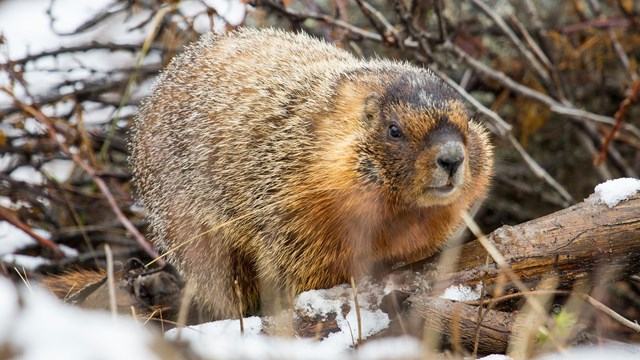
[412,192,640,292]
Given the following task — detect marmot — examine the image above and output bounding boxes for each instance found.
[130,28,493,320]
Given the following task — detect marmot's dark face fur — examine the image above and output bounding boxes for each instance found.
[356,75,479,208]
[131,28,493,320]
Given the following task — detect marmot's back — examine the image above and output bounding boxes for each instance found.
[131,28,493,320]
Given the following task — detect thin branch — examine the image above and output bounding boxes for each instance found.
[507,14,566,101]
[7,42,163,66]
[350,277,363,346]
[354,0,402,46]
[0,206,63,256]
[251,0,414,45]
[105,244,117,320]
[392,0,434,60]
[2,88,162,263]
[442,41,640,139]
[467,0,551,87]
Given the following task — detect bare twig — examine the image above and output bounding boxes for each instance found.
[354,0,402,46]
[1,88,162,262]
[235,279,245,334]
[7,42,162,66]
[467,0,551,87]
[175,281,195,340]
[392,0,434,60]
[251,0,414,45]
[350,277,363,346]
[443,40,640,139]
[105,244,117,320]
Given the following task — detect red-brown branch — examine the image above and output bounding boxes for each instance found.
[595,78,640,166]
[0,206,63,257]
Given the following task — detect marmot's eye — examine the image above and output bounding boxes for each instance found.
[388,124,403,139]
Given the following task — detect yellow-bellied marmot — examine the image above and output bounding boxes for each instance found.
[130,28,493,320]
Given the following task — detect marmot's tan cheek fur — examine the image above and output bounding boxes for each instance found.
[130,28,494,320]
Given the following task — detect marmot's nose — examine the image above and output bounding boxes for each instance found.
[436,142,465,177]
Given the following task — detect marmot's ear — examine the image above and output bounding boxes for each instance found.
[364,92,381,122]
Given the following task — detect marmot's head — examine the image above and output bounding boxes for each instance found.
[355,73,490,207]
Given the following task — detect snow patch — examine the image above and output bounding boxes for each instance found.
[0,221,51,255]
[478,355,512,360]
[0,277,159,360]
[356,336,421,360]
[166,316,262,340]
[591,178,640,208]
[0,279,19,342]
[0,254,51,270]
[537,343,640,359]
[42,159,74,182]
[209,0,247,26]
[296,283,390,349]
[440,284,483,302]
[169,281,391,358]
[174,332,348,360]
[0,222,74,269]
[60,244,80,257]
[10,166,44,185]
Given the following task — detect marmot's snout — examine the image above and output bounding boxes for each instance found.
[427,140,467,198]
[437,140,466,182]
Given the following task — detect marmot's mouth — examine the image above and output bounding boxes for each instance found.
[428,184,456,196]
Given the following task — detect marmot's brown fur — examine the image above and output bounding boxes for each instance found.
[130,28,493,319]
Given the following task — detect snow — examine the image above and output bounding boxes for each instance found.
[356,336,421,360]
[0,221,77,270]
[0,275,631,360]
[0,241,78,271]
[0,277,160,360]
[0,278,414,360]
[537,343,640,359]
[170,282,391,358]
[0,0,247,110]
[591,178,640,208]
[168,325,422,360]
[440,284,483,302]
[9,166,44,185]
[166,316,263,340]
[478,355,512,360]
[0,221,50,255]
[42,159,75,182]
[0,254,51,271]
[0,0,114,58]
[171,331,347,360]
[210,0,247,26]
[6,158,72,185]
[295,283,390,349]
[0,278,20,341]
